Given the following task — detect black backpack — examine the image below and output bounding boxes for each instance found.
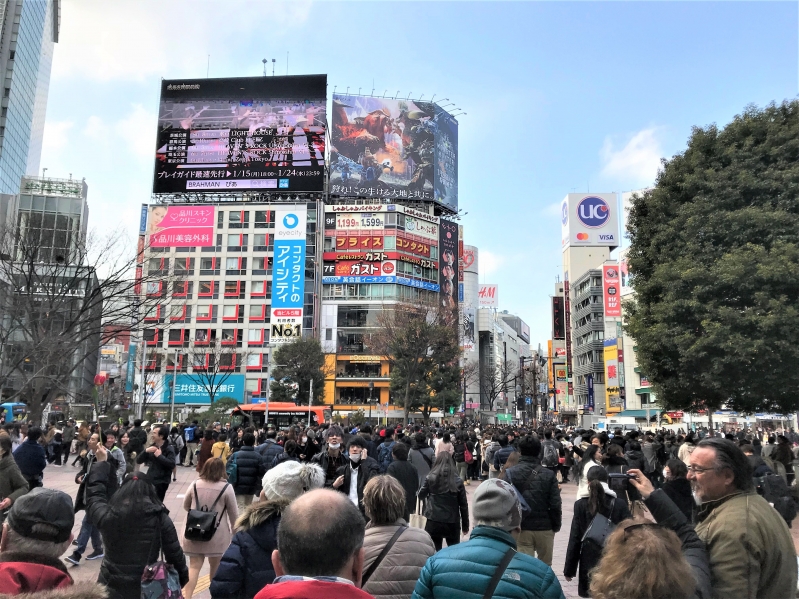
[755,474,797,525]
[541,441,559,468]
[184,483,229,542]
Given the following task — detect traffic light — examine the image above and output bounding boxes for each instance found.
[516,396,526,411]
[448,406,455,414]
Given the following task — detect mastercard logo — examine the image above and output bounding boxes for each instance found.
[576,233,589,240]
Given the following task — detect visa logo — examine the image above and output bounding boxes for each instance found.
[598,234,615,241]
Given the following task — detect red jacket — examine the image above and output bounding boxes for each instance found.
[254,579,374,599]
[0,554,72,594]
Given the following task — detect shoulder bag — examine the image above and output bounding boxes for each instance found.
[409,497,427,529]
[141,516,183,599]
[581,498,616,547]
[361,525,407,586]
[483,548,516,598]
[225,452,239,485]
[184,482,229,542]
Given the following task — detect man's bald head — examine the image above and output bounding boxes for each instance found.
[275,489,365,581]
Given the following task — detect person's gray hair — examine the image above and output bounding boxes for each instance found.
[696,437,754,491]
[4,525,71,559]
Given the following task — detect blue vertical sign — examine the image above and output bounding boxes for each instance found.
[125,342,137,392]
[270,207,307,344]
[587,374,595,413]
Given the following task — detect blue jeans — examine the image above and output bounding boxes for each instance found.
[76,512,102,555]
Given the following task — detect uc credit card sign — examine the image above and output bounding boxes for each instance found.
[560,193,619,250]
[271,207,307,344]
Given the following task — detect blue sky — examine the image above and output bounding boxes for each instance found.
[40,1,798,347]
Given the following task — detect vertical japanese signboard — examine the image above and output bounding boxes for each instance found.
[603,264,621,317]
[271,206,307,344]
[587,374,594,413]
[438,219,458,310]
[552,296,565,340]
[604,339,622,411]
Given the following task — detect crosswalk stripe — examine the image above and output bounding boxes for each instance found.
[194,574,211,594]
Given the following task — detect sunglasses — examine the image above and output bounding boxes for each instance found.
[623,522,661,540]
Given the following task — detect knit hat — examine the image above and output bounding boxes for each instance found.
[7,488,74,543]
[262,461,325,503]
[472,479,522,532]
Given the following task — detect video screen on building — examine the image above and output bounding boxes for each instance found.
[153,75,327,194]
[329,95,458,211]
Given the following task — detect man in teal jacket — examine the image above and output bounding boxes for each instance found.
[412,478,565,599]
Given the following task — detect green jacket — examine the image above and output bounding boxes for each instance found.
[0,455,29,509]
[695,490,797,599]
[411,526,564,599]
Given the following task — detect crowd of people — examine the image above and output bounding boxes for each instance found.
[0,416,797,599]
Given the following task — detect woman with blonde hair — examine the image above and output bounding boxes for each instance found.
[498,450,520,480]
[182,457,238,599]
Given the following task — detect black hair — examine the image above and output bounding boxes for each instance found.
[278,492,365,576]
[0,435,11,457]
[243,433,255,446]
[203,429,214,440]
[218,433,228,443]
[442,433,451,444]
[544,430,553,439]
[586,466,609,516]
[267,430,277,439]
[361,425,372,434]
[347,436,367,451]
[134,419,143,427]
[519,435,541,457]
[170,426,179,436]
[112,468,163,511]
[156,425,168,440]
[392,443,409,460]
[498,435,508,447]
[696,437,754,491]
[666,458,688,479]
[27,427,42,442]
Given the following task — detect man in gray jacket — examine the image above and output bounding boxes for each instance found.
[408,432,435,487]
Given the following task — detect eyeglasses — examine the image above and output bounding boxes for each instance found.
[686,464,717,474]
[623,522,660,540]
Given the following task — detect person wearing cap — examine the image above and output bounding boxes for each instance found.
[311,425,347,487]
[210,460,325,599]
[0,488,106,598]
[411,479,565,599]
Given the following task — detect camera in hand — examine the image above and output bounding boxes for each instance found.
[608,472,635,479]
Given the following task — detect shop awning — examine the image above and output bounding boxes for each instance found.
[616,410,657,418]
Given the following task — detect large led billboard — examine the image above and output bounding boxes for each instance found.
[329,95,458,211]
[154,75,326,194]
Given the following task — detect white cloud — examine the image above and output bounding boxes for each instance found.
[83,116,108,140]
[479,250,505,277]
[54,0,313,82]
[42,120,74,152]
[115,105,157,159]
[542,201,563,217]
[600,127,663,186]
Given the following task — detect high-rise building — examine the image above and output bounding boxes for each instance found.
[0,0,60,194]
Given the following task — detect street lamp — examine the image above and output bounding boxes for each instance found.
[368,381,375,424]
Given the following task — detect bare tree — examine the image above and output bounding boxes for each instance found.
[178,340,250,405]
[480,359,518,412]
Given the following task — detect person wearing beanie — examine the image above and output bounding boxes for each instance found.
[210,461,325,599]
[411,479,565,599]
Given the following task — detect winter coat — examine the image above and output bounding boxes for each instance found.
[126,426,147,456]
[210,501,284,599]
[256,440,283,471]
[0,454,29,508]
[311,449,348,486]
[563,485,631,597]
[232,446,267,496]
[0,552,107,599]
[254,579,374,599]
[385,459,419,521]
[211,441,231,464]
[411,526,565,599]
[452,442,466,463]
[271,452,298,470]
[505,455,562,532]
[603,454,640,502]
[12,438,47,481]
[641,441,660,473]
[624,449,646,472]
[748,455,774,478]
[644,489,712,599]
[408,446,435,487]
[335,457,381,513]
[483,441,501,472]
[135,442,176,486]
[182,478,238,557]
[492,445,514,471]
[695,491,797,599]
[576,460,602,498]
[85,461,189,599]
[417,475,469,530]
[361,520,435,599]
[661,476,694,522]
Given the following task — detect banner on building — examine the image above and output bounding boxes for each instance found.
[462,307,476,352]
[270,207,307,344]
[552,296,565,340]
[604,339,623,410]
[587,374,594,413]
[478,284,498,308]
[603,264,622,317]
[147,205,216,247]
[125,342,137,393]
[162,374,245,404]
[438,219,458,310]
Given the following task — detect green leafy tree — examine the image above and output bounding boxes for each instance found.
[269,337,327,406]
[625,100,799,424]
[195,396,239,425]
[373,300,462,423]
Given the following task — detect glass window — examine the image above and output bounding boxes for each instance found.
[245,378,259,392]
[383,236,396,250]
[248,328,262,341]
[253,257,266,270]
[196,305,212,318]
[200,257,215,270]
[249,305,264,317]
[246,354,261,367]
[223,305,237,318]
[229,211,241,223]
[251,281,265,294]
[227,234,240,246]
[254,233,267,246]
[226,257,239,269]
[225,281,239,294]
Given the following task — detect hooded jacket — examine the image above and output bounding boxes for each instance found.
[0,552,107,599]
[411,526,564,599]
[361,519,435,599]
[85,462,189,599]
[408,446,435,487]
[0,455,29,506]
[210,500,284,599]
[564,484,631,597]
[417,472,469,530]
[505,455,562,532]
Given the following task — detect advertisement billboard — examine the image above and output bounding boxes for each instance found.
[146,205,216,247]
[438,220,458,309]
[163,374,245,404]
[603,264,622,317]
[153,75,326,194]
[561,193,620,249]
[478,284,498,308]
[329,95,458,211]
[552,296,565,340]
[587,374,594,413]
[462,306,476,352]
[604,339,623,410]
[271,206,307,344]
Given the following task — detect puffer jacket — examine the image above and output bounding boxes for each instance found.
[695,491,797,599]
[12,438,47,481]
[231,446,266,497]
[85,462,189,599]
[411,526,565,599]
[505,455,562,532]
[361,520,435,599]
[210,500,284,599]
[0,552,108,598]
[644,489,711,599]
[417,476,469,530]
[256,440,283,470]
[493,445,515,471]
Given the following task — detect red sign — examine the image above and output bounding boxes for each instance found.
[603,264,621,317]
[335,235,384,251]
[335,261,395,276]
[396,235,431,257]
[555,348,567,357]
[323,251,436,269]
[147,205,216,247]
[667,411,684,419]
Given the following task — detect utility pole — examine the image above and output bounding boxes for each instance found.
[169,349,178,425]
[308,379,313,427]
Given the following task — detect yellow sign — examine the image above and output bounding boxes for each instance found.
[348,355,383,364]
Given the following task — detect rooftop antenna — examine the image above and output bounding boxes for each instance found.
[430,94,436,102]
[272,58,276,76]
[262,59,267,77]
[394,90,400,99]
[371,79,375,96]
[346,86,350,96]
[406,92,412,100]
[333,85,337,94]
[418,94,425,101]
[358,87,361,95]
[382,89,388,98]
[207,55,210,78]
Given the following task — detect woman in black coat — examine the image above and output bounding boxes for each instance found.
[603,443,640,503]
[86,451,188,599]
[661,458,694,522]
[417,452,469,550]
[564,466,632,597]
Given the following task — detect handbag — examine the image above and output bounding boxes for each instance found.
[184,483,229,542]
[141,519,183,599]
[464,448,474,464]
[581,499,616,547]
[409,497,427,529]
[226,453,238,485]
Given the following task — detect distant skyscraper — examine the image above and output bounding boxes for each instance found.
[0,0,59,194]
